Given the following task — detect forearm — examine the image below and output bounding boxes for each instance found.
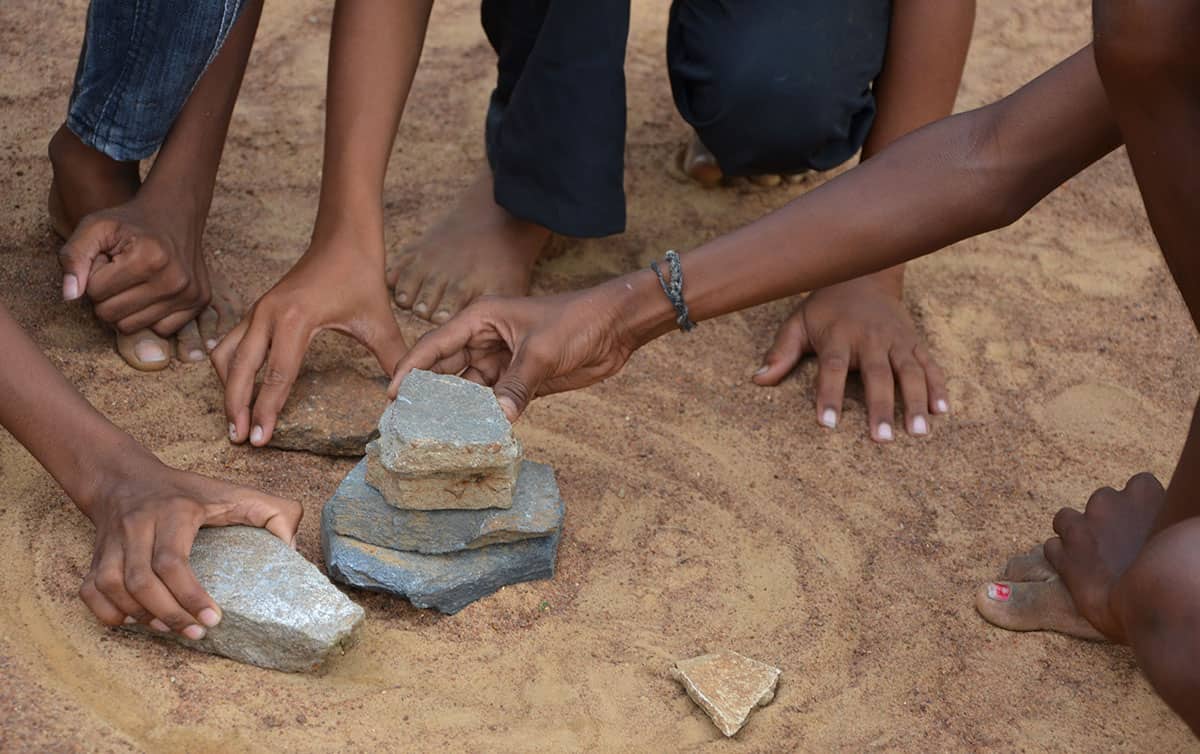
[312,0,434,248]
[857,0,975,291]
[1152,398,1200,533]
[621,47,1122,344]
[0,304,158,515]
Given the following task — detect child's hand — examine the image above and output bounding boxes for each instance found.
[80,459,302,638]
[211,240,407,448]
[1044,472,1165,642]
[58,197,212,337]
[752,274,949,442]
[390,281,639,421]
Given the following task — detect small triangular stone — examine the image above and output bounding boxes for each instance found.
[671,650,781,737]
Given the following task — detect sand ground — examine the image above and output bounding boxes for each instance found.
[2,1,1198,751]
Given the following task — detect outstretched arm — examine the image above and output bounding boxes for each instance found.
[212,0,433,447]
[0,302,301,638]
[394,47,1122,419]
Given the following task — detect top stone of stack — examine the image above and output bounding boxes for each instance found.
[366,370,522,510]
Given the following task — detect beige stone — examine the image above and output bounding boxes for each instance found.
[670,650,781,737]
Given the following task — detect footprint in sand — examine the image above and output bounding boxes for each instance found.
[1036,382,1159,447]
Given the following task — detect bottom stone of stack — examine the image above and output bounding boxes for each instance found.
[322,529,561,615]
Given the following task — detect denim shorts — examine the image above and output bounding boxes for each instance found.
[66,0,247,161]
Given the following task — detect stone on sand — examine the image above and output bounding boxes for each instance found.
[366,369,521,510]
[322,528,561,615]
[323,457,564,554]
[671,651,781,737]
[124,527,364,672]
[267,368,389,456]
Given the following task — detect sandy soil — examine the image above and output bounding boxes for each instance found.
[1,1,1198,751]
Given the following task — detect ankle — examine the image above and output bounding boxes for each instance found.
[48,125,139,187]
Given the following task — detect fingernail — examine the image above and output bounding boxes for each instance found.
[228,423,237,442]
[414,302,428,315]
[198,608,220,627]
[396,293,408,304]
[753,365,769,377]
[182,624,206,641]
[62,274,80,301]
[912,415,929,435]
[150,618,170,632]
[123,616,137,625]
[820,408,837,428]
[936,399,950,414]
[877,422,894,442]
[205,339,219,351]
[433,310,450,323]
[250,425,264,445]
[987,582,1012,602]
[188,349,205,362]
[497,396,518,421]
[134,340,167,364]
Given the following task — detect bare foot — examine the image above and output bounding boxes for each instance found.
[48,126,239,370]
[975,576,1106,641]
[387,169,550,324]
[675,133,805,189]
[974,542,1103,639]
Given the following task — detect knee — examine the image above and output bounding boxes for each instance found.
[684,54,875,175]
[1119,518,1200,634]
[1093,0,1199,80]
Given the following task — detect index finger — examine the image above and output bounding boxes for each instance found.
[152,518,221,630]
[216,318,271,444]
[389,314,480,397]
[249,325,310,447]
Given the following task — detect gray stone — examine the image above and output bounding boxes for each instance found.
[323,458,563,554]
[671,651,781,737]
[366,369,522,510]
[267,368,388,457]
[322,528,561,615]
[124,527,364,672]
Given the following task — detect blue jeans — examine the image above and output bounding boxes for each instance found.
[66,0,248,161]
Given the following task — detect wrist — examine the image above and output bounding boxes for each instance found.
[74,436,166,521]
[607,268,679,348]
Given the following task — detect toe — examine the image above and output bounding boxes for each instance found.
[175,321,206,363]
[412,276,448,321]
[975,579,1106,641]
[748,174,783,188]
[1003,544,1057,582]
[681,137,723,188]
[432,283,477,324]
[393,263,423,310]
[117,330,171,372]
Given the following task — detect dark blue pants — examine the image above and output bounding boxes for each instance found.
[484,0,891,238]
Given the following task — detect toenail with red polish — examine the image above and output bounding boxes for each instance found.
[987,583,1012,601]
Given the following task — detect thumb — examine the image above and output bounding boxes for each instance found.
[58,217,119,301]
[753,312,809,386]
[233,494,304,549]
[362,312,409,377]
[493,346,548,422]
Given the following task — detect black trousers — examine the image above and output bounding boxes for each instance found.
[482,0,891,238]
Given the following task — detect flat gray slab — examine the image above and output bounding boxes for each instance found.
[324,458,563,554]
[266,368,388,457]
[323,529,561,615]
[371,369,522,476]
[124,527,364,672]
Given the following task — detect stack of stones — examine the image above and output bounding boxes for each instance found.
[321,370,564,614]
